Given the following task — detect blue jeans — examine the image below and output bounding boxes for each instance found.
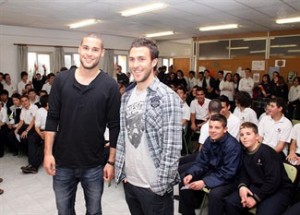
[53,165,104,215]
[123,182,174,215]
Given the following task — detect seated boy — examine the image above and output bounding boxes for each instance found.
[179,114,242,215]
[225,122,294,215]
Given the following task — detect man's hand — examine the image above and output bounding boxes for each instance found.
[103,163,114,182]
[183,174,193,186]
[239,186,254,207]
[44,154,56,175]
[188,180,205,190]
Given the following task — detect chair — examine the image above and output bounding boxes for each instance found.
[248,163,297,214]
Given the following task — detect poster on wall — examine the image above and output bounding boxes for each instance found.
[198,66,206,72]
[252,60,265,71]
[253,73,260,83]
[275,59,286,67]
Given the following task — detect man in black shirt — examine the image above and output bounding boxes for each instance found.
[44,33,120,215]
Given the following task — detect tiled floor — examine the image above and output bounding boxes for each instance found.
[0,154,189,215]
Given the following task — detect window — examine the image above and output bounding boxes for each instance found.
[230,39,266,58]
[199,40,230,60]
[114,55,127,73]
[270,35,300,57]
[162,58,173,71]
[64,53,80,69]
[27,52,51,79]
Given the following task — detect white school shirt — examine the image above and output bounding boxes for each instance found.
[290,124,300,154]
[20,104,38,124]
[233,107,258,125]
[219,80,235,101]
[35,108,47,130]
[238,77,254,97]
[17,80,30,94]
[0,107,8,124]
[258,115,292,155]
[42,82,52,94]
[3,82,17,97]
[288,85,300,102]
[190,98,211,121]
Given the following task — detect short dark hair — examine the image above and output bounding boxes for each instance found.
[81,33,104,48]
[219,95,230,107]
[28,89,36,94]
[39,95,49,108]
[129,38,159,60]
[11,93,21,100]
[240,122,258,134]
[0,89,9,96]
[20,95,29,100]
[20,71,28,78]
[268,97,287,114]
[177,85,187,94]
[196,86,205,94]
[210,114,227,127]
[235,91,252,107]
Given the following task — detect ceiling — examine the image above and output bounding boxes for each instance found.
[1,0,300,43]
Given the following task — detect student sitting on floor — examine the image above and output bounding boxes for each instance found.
[225,122,294,215]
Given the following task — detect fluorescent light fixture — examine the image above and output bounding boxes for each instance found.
[250,50,266,54]
[121,3,167,17]
[271,44,297,48]
[69,19,100,29]
[228,46,249,50]
[288,49,300,53]
[199,24,238,31]
[198,40,219,44]
[146,31,174,38]
[243,37,266,41]
[276,16,300,24]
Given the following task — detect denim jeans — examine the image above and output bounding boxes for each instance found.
[53,165,104,215]
[123,182,174,215]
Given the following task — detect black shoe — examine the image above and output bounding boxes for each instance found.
[22,166,38,174]
[20,164,31,170]
[0,189,4,195]
[174,195,179,200]
[0,178,3,183]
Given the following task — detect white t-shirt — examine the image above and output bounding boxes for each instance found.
[0,107,8,124]
[288,85,300,102]
[290,124,300,154]
[238,77,254,97]
[125,87,157,188]
[219,80,235,101]
[35,107,47,130]
[3,82,17,97]
[233,107,258,125]
[17,80,30,95]
[182,102,190,121]
[20,104,38,124]
[42,82,52,94]
[258,115,292,155]
[190,98,211,121]
[227,113,241,140]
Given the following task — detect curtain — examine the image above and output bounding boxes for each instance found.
[101,49,114,76]
[53,47,65,73]
[17,45,28,73]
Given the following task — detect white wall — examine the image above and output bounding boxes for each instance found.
[0,25,191,83]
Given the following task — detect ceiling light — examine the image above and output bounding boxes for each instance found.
[250,50,266,54]
[276,16,300,24]
[270,44,297,48]
[228,46,249,50]
[69,19,100,29]
[288,50,300,53]
[146,31,174,38]
[121,3,167,17]
[199,24,238,31]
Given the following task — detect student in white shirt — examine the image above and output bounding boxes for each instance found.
[176,86,190,129]
[233,91,258,125]
[42,73,55,94]
[17,71,31,95]
[3,74,17,97]
[0,102,8,157]
[258,97,292,160]
[13,95,38,154]
[238,68,254,98]
[22,95,48,174]
[287,123,300,165]
[219,73,235,102]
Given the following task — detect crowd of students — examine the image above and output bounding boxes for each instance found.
[157,67,300,215]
